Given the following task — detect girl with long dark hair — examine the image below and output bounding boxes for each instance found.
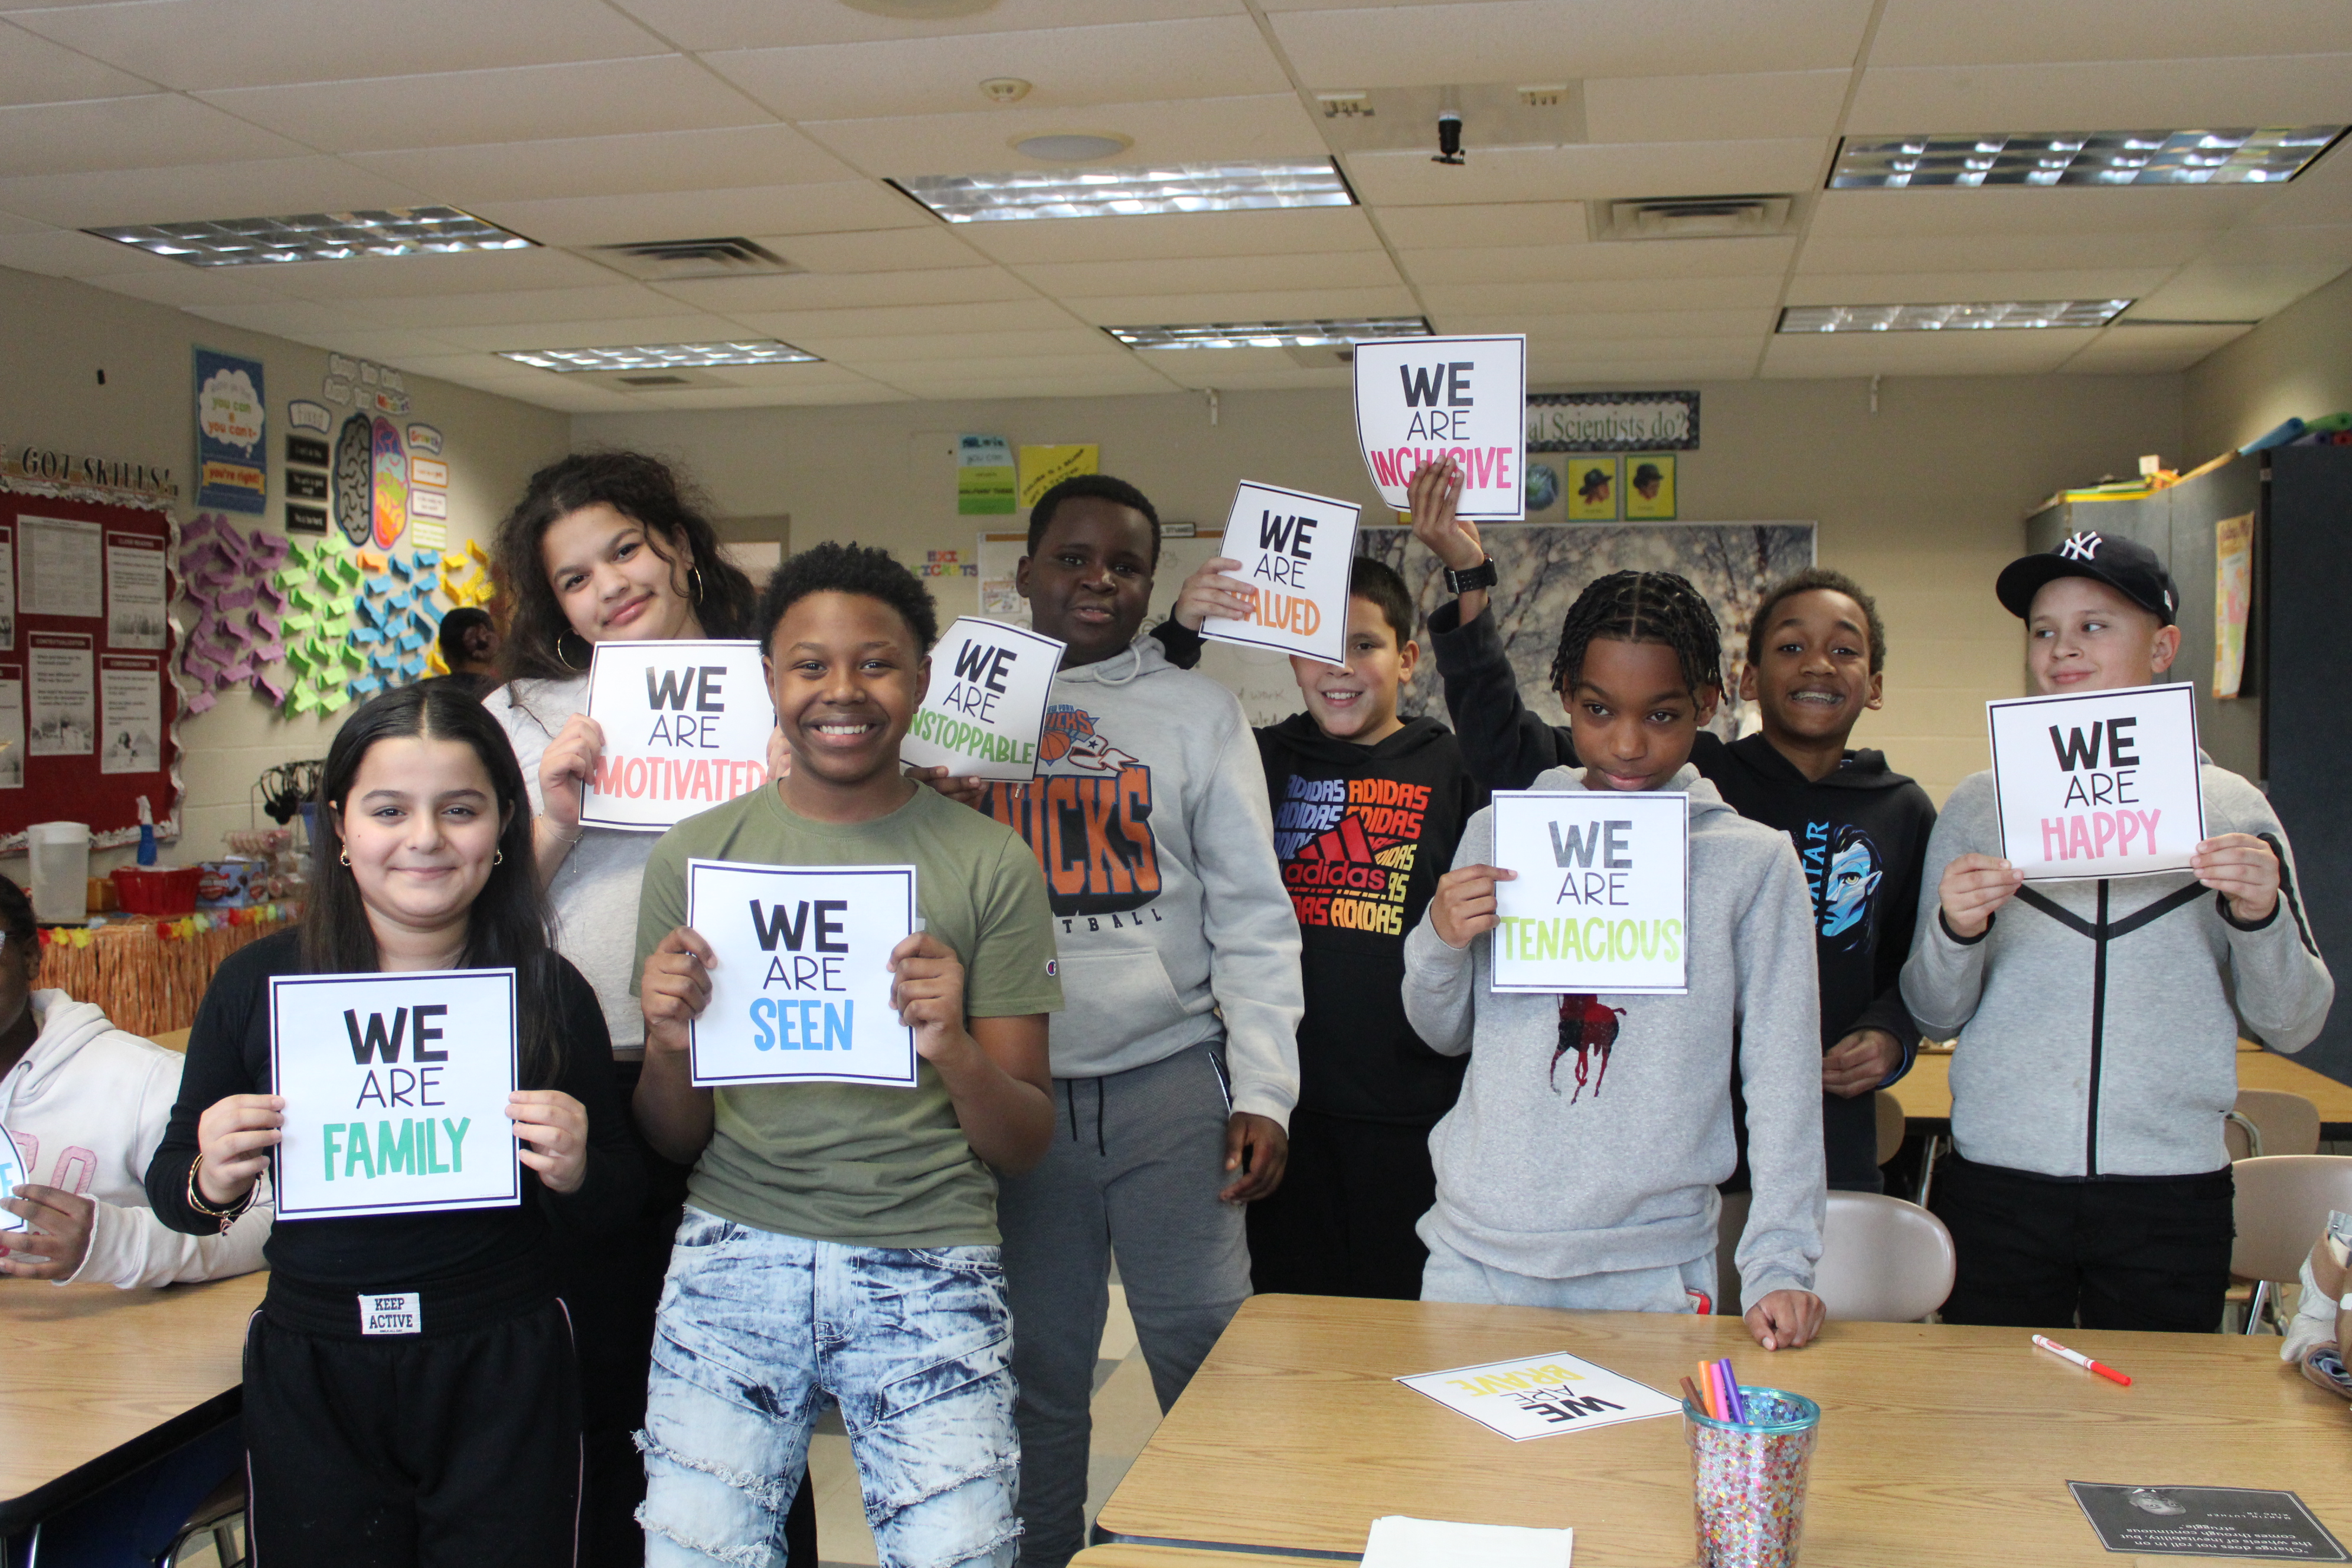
[146,681,642,1567]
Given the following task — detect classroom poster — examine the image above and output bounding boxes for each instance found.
[1397,1351,1682,1441]
[977,532,1030,624]
[0,1123,27,1231]
[18,514,102,619]
[1564,456,1619,520]
[1016,443,1097,509]
[2215,511,2253,699]
[194,348,266,514]
[1353,334,1527,521]
[1200,481,1360,667]
[684,860,918,1089]
[27,633,92,756]
[900,616,1064,780]
[1488,790,1690,995]
[0,525,14,648]
[958,435,1017,515]
[1988,682,2205,880]
[0,668,22,789]
[579,640,776,831]
[105,532,167,649]
[269,969,521,1222]
[98,655,159,775]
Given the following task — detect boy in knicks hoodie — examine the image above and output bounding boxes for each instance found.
[1153,554,1485,1299]
[917,475,1302,1568]
[1409,461,1935,1191]
[1404,569,1827,1348]
[0,877,268,1286]
[1902,533,2332,1332]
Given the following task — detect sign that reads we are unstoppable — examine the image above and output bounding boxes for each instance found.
[900,616,1064,782]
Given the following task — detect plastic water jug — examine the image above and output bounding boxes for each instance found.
[25,821,90,923]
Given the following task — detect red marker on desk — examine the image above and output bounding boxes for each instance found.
[2034,1334,2132,1386]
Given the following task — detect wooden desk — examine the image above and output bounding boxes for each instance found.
[151,1027,190,1053]
[0,1272,265,1535]
[1095,1295,2352,1566]
[1077,1550,1333,1568]
[1892,1049,2352,1136]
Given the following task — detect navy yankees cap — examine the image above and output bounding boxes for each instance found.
[1996,530,2178,626]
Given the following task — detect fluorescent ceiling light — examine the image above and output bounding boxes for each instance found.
[86,207,533,266]
[1107,317,1430,349]
[497,342,821,372]
[892,160,1353,223]
[1831,128,2345,188]
[1779,300,2132,332]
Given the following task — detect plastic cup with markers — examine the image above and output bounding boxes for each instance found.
[1683,1381,1819,1568]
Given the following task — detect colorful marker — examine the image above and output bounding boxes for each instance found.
[2033,1334,2132,1386]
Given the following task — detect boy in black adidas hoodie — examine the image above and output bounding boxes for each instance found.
[1404,461,1936,1190]
[1157,556,1483,1296]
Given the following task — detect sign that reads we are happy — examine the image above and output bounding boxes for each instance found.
[1201,481,1360,668]
[1489,791,1690,995]
[686,860,919,1089]
[900,617,1064,781]
[270,969,520,1221]
[582,640,776,830]
[1353,334,1527,521]
[1989,682,2206,880]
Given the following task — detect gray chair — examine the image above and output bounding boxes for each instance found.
[1813,1192,1956,1323]
[2232,1155,2352,1334]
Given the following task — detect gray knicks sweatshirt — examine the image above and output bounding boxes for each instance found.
[1402,764,1826,1302]
[1902,759,2333,1180]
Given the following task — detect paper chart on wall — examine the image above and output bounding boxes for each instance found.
[0,668,22,789]
[18,515,102,619]
[99,655,161,775]
[0,525,14,649]
[106,533,168,649]
[28,633,92,756]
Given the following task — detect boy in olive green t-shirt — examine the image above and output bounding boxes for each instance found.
[632,543,1061,1568]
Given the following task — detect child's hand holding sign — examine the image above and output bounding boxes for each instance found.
[1429,863,1517,949]
[2191,832,2280,923]
[196,1090,285,1207]
[506,1089,589,1194]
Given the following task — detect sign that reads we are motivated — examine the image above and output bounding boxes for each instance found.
[582,640,775,830]
[686,860,919,1089]
[270,969,520,1221]
[1353,335,1527,521]
[1201,481,1360,668]
[900,617,1064,780]
[1489,791,1690,995]
[1990,682,2206,880]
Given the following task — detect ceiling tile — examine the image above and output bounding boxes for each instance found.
[1531,334,1769,362]
[1796,231,2215,274]
[797,94,1324,179]
[1808,187,2270,239]
[606,0,1242,53]
[1583,71,1851,143]
[705,17,1287,122]
[1420,275,1785,312]
[1008,250,1404,298]
[254,246,628,300]
[1146,361,1355,391]
[1403,238,1795,284]
[0,156,428,228]
[1443,306,1773,339]
[786,328,1126,361]
[649,266,1040,315]
[1782,268,2181,305]
[276,326,485,362]
[954,206,1384,264]
[1847,54,2352,133]
[837,351,1159,382]
[1529,355,1759,384]
[1760,327,2100,377]
[0,19,155,104]
[2195,223,2352,267]
[868,366,1180,400]
[423,313,740,351]
[1869,0,2352,67]
[194,57,776,153]
[0,226,181,276]
[611,383,914,408]
[2126,258,2352,320]
[1374,201,1593,249]
[344,283,695,328]
[693,360,896,388]
[2237,144,2352,227]
[72,265,285,306]
[0,93,302,178]
[1344,140,1828,207]
[480,378,652,412]
[766,227,994,273]
[1055,285,1419,323]
[179,298,391,337]
[345,125,860,205]
[2088,322,2253,354]
[2054,342,2218,374]
[466,184,928,249]
[724,299,1085,338]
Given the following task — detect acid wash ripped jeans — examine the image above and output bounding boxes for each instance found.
[638,1208,1020,1568]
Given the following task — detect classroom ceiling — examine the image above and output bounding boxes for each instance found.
[2,0,2348,413]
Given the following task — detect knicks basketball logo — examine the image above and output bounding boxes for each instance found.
[985,703,1162,917]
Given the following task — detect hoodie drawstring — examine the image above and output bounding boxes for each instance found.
[1061,1079,1108,1157]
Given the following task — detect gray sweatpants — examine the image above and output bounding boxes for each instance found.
[998,1043,1250,1568]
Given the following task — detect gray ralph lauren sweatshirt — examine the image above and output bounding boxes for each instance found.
[1902,759,2333,1179]
[1402,764,1826,1301]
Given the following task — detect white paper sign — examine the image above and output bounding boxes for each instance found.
[1201,481,1360,667]
[269,969,521,1221]
[686,859,918,1089]
[1397,1351,1681,1441]
[581,639,776,831]
[1353,334,1528,521]
[900,616,1065,781]
[1989,682,2206,880]
[1363,1517,1572,1568]
[1489,790,1690,995]
[0,1125,28,1231]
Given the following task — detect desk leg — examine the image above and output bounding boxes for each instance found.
[1915,1133,1944,1208]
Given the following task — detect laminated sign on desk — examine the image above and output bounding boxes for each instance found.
[1398,1351,1681,1440]
[1488,790,1690,995]
[1988,682,2205,880]
[580,640,776,830]
[899,616,1065,781]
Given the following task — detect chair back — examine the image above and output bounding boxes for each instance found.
[1813,1192,1956,1322]
[2235,1089,2321,1158]
[2232,1155,2352,1285]
[1714,1188,1752,1319]
[1874,1091,1906,1167]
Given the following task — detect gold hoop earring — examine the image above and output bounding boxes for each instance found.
[494,850,505,867]
[556,630,589,673]
[688,566,705,605]
[339,850,350,867]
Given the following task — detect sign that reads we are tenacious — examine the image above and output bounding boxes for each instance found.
[1528,391,1701,452]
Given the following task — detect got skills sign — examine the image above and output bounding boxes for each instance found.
[900,617,1065,782]
[582,640,776,830]
[270,969,520,1221]
[1353,334,1527,521]
[1488,791,1690,995]
[685,860,919,1089]
[1989,682,2206,880]
[1201,481,1360,668]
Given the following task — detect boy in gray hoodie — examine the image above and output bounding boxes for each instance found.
[1405,570,1827,1350]
[921,475,1302,1568]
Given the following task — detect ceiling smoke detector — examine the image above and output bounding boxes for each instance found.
[1591,194,1793,241]
[982,77,1031,104]
[1013,132,1132,162]
[1318,93,1374,119]
[586,237,799,282]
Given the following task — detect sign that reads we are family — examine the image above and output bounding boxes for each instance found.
[685,860,919,1089]
[900,617,1064,781]
[1488,791,1690,995]
[582,640,775,830]
[1201,481,1360,668]
[1353,335,1527,521]
[270,969,520,1221]
[1989,682,2206,880]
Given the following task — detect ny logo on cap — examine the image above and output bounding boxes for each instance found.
[2059,531,2103,561]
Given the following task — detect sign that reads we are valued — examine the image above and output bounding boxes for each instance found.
[686,860,919,1089]
[270,969,520,1221]
[1201,481,1361,668]
[1488,791,1690,995]
[1989,682,2206,880]
[900,617,1065,781]
[1353,334,1527,521]
[582,640,775,830]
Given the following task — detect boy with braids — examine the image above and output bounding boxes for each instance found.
[1403,569,1828,1348]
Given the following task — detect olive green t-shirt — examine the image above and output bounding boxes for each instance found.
[634,782,1062,1247]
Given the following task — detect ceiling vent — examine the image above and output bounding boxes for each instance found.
[618,374,694,386]
[586,237,799,282]
[1591,194,1794,241]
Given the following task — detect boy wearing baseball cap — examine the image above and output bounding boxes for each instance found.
[1900,530,2333,1331]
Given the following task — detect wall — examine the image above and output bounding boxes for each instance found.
[2184,267,2352,460]
[579,372,2180,803]
[0,264,570,881]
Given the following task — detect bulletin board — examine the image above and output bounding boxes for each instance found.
[0,488,178,851]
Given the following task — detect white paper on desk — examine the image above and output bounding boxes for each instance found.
[0,1123,27,1230]
[1363,1515,1571,1568]
[1397,1351,1681,1440]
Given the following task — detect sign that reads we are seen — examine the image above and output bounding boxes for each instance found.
[900,617,1064,781]
[270,969,520,1221]
[1353,334,1527,521]
[1990,682,2205,880]
[1488,791,1690,995]
[1201,481,1360,668]
[582,639,775,831]
[685,860,918,1089]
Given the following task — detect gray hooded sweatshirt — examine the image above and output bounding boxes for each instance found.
[1402,763,1826,1302]
[973,634,1303,1124]
[1902,759,2333,1179]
